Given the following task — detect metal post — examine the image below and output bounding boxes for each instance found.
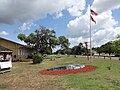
[90,5,92,62]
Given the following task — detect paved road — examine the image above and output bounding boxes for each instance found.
[93,56,120,60]
[50,54,120,60]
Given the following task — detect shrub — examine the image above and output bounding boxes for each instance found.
[107,64,112,70]
[33,54,43,64]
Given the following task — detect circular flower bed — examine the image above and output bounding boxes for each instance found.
[40,65,96,75]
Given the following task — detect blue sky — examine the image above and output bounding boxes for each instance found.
[0,0,120,49]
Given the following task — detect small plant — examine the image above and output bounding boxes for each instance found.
[107,64,112,70]
[74,55,77,58]
[33,54,43,64]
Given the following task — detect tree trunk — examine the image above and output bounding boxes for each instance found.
[104,56,105,59]
[109,54,111,60]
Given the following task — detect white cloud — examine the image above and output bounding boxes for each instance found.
[92,0,120,13]
[0,31,9,35]
[18,41,27,45]
[67,0,86,16]
[0,0,120,48]
[67,14,89,38]
[0,0,86,24]
[19,22,36,32]
[67,0,120,47]
[69,37,89,47]
[53,46,61,52]
[55,12,63,19]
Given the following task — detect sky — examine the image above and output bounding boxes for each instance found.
[0,0,120,50]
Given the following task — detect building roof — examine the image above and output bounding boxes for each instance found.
[0,45,12,52]
[0,37,24,46]
[0,37,33,50]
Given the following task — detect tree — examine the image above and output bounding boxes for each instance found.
[71,43,86,55]
[117,34,120,39]
[71,46,78,55]
[94,47,103,56]
[113,40,120,57]
[93,34,120,60]
[78,43,86,55]
[101,42,115,56]
[17,34,26,41]
[54,49,65,54]
[18,26,58,55]
[64,48,72,55]
[34,27,58,54]
[58,36,70,54]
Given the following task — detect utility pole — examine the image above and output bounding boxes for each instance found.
[85,42,89,61]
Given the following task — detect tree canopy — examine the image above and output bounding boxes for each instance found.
[58,36,70,50]
[94,40,120,56]
[18,26,120,56]
[18,26,58,54]
[55,42,86,55]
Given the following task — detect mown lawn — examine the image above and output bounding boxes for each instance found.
[61,56,120,90]
[0,56,120,90]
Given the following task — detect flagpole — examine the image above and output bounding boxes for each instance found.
[89,5,92,62]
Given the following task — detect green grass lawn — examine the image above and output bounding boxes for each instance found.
[0,56,120,90]
[60,56,120,90]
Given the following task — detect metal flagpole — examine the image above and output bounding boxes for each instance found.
[89,5,92,62]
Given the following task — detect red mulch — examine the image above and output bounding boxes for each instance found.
[40,66,96,75]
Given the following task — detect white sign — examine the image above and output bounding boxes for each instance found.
[0,60,12,69]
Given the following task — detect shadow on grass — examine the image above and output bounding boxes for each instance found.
[29,62,43,65]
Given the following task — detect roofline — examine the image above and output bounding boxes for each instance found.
[0,37,24,46]
[0,51,13,52]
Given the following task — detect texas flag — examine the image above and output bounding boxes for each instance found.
[90,15,96,24]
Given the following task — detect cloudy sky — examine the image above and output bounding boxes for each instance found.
[0,0,120,48]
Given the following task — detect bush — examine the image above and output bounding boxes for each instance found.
[33,54,43,64]
[107,64,112,70]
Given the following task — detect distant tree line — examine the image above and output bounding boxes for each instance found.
[18,26,120,58]
[54,42,87,55]
[93,35,120,57]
